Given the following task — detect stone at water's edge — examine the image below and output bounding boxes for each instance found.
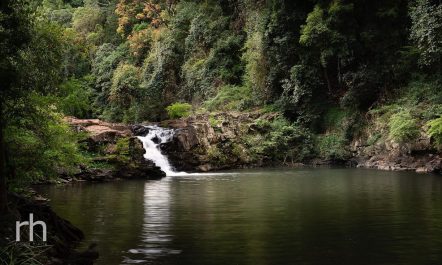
[351,131,442,174]
[5,193,98,265]
[116,137,166,179]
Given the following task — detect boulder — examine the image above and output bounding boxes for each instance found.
[65,117,132,153]
[131,125,150,136]
[116,159,166,180]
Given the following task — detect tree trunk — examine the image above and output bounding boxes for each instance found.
[323,67,332,94]
[337,57,342,85]
[0,111,7,213]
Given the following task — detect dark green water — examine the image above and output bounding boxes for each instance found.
[37,168,442,265]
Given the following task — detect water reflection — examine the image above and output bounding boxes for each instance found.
[123,179,181,264]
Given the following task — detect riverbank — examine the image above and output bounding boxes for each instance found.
[64,112,441,182]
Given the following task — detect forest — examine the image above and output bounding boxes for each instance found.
[1,0,442,263]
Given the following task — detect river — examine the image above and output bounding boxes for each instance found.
[36,168,442,265]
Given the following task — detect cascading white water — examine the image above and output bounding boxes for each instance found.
[137,126,185,176]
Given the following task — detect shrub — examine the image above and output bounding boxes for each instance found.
[427,116,442,147]
[255,118,272,130]
[207,146,227,165]
[204,85,254,111]
[249,117,315,163]
[58,77,93,118]
[388,110,419,143]
[0,241,49,265]
[208,114,222,127]
[366,133,382,146]
[323,107,349,131]
[316,133,349,160]
[166,103,192,119]
[114,137,131,164]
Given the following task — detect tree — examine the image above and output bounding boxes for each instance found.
[0,0,67,212]
[410,0,442,69]
[0,0,33,213]
[299,2,354,94]
[110,63,140,108]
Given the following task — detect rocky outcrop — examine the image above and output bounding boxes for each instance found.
[65,117,165,180]
[65,117,132,153]
[131,124,151,136]
[356,154,441,173]
[351,131,441,174]
[160,111,279,171]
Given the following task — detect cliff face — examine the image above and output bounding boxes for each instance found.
[160,112,279,172]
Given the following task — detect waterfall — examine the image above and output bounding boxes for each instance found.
[137,126,185,176]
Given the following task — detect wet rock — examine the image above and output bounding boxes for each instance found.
[115,137,166,179]
[117,159,166,179]
[131,125,150,136]
[351,128,442,175]
[152,135,161,144]
[198,164,212,172]
[416,167,428,173]
[74,168,115,181]
[356,152,441,174]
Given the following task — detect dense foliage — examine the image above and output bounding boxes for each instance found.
[22,0,438,125]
